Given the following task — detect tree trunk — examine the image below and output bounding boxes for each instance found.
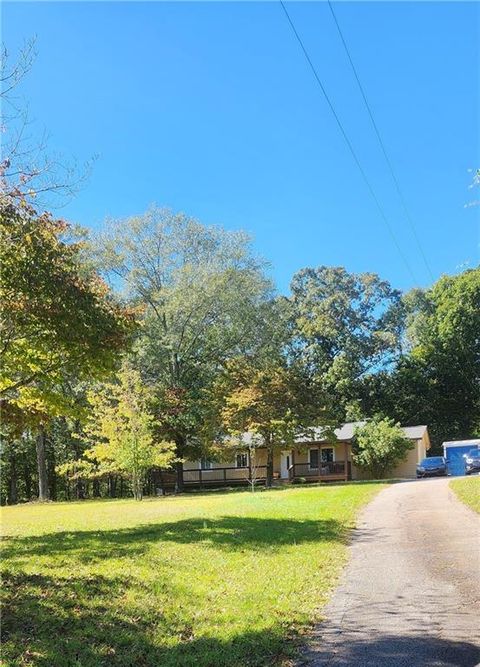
[76,480,85,500]
[108,475,116,498]
[175,460,184,493]
[23,459,32,500]
[174,434,186,493]
[47,443,56,501]
[73,425,85,500]
[132,473,143,501]
[36,426,49,501]
[8,453,18,505]
[266,446,274,488]
[93,479,101,497]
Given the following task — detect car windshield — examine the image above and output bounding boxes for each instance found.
[421,458,444,467]
[468,450,480,458]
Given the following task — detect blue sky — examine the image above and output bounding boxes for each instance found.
[3,1,479,293]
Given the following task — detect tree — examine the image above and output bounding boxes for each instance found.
[351,418,413,479]
[290,266,402,419]
[0,202,134,404]
[218,357,328,486]
[82,364,175,500]
[1,39,92,207]
[361,269,480,450]
[0,200,135,499]
[95,207,271,490]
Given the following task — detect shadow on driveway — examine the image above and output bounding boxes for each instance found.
[301,633,480,667]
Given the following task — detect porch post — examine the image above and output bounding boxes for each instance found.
[344,441,349,481]
[318,446,321,482]
[291,449,295,481]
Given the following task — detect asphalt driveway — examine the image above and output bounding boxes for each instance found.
[301,477,480,667]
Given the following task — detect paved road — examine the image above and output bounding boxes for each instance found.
[301,478,480,667]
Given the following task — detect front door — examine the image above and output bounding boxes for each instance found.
[280,451,291,479]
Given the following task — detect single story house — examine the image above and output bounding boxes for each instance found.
[179,422,431,487]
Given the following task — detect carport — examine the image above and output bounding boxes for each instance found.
[443,438,480,476]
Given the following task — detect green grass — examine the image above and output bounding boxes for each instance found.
[450,476,480,513]
[1,483,383,667]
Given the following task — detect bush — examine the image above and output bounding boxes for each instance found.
[352,418,413,479]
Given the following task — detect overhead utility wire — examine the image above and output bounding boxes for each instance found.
[327,0,434,282]
[279,1,418,284]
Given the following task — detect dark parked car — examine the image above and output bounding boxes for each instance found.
[464,449,480,475]
[416,456,448,478]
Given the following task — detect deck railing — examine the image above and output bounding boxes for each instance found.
[288,461,351,481]
[182,465,268,487]
[154,460,351,493]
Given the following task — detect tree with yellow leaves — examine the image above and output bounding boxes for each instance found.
[83,363,175,500]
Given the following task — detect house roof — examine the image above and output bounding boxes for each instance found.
[296,422,428,444]
[232,422,429,447]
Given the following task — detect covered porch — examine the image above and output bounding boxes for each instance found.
[281,441,352,483]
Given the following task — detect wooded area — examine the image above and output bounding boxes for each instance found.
[2,194,478,503]
[1,44,479,503]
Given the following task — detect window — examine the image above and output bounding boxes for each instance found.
[309,449,319,469]
[200,458,213,470]
[236,453,248,468]
[321,448,334,463]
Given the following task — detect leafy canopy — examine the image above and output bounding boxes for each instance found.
[96,207,272,459]
[290,266,402,418]
[363,268,480,449]
[0,200,135,418]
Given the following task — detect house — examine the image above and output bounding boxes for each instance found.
[179,422,431,488]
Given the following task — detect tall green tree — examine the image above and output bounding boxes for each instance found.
[290,266,402,419]
[96,207,271,490]
[364,269,480,450]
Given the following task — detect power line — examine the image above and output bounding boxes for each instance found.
[327,0,434,282]
[279,1,418,285]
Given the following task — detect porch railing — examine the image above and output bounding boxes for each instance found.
[183,465,268,487]
[288,461,351,481]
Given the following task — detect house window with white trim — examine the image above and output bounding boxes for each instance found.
[200,458,213,470]
[236,452,248,468]
[309,449,319,469]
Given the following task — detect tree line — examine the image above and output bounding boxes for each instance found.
[1,198,478,503]
[1,43,478,503]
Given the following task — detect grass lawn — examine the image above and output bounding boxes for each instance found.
[450,476,480,513]
[1,483,383,667]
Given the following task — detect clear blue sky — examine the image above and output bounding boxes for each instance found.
[3,1,479,293]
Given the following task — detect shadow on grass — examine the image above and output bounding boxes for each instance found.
[2,515,346,563]
[3,569,479,667]
[1,570,293,667]
[1,516,347,665]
